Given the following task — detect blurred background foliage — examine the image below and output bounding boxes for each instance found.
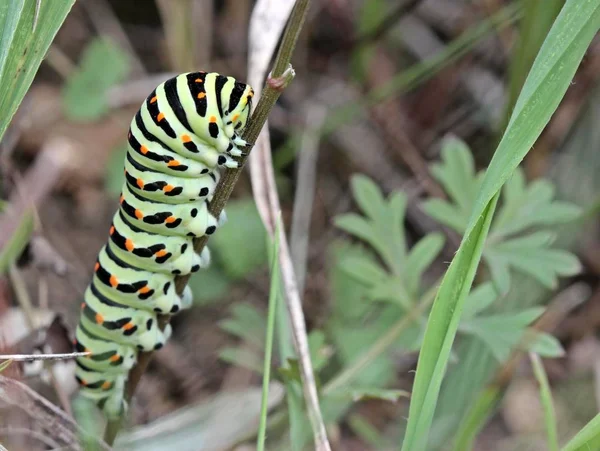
[0,0,599,450]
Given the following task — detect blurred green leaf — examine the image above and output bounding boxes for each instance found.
[461,283,499,320]
[429,137,480,218]
[63,37,130,121]
[0,0,75,141]
[104,144,126,197]
[350,0,385,82]
[212,199,268,279]
[0,359,12,372]
[218,302,266,348]
[493,170,582,238]
[485,231,581,293]
[116,385,285,451]
[219,347,263,374]
[423,137,581,293]
[347,414,389,450]
[404,232,445,296]
[0,210,33,274]
[187,265,231,305]
[528,332,565,358]
[308,330,332,372]
[328,387,410,403]
[460,308,545,361]
[561,412,600,451]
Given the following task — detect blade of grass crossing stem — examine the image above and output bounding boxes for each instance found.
[0,0,75,142]
[257,215,282,451]
[561,413,600,451]
[400,2,600,449]
[530,353,558,451]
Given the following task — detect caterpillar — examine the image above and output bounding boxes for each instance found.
[73,72,254,417]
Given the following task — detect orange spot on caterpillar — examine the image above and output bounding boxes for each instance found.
[155,250,167,258]
[81,302,86,309]
[95,313,104,325]
[150,96,157,103]
[195,78,203,83]
[109,226,115,236]
[109,275,118,287]
[138,286,150,294]
[232,114,239,122]
[110,354,120,362]
[123,322,135,330]
[134,209,143,219]
[165,216,176,224]
[157,112,165,121]
[167,160,181,167]
[209,116,217,123]
[101,381,112,390]
[197,92,206,99]
[80,379,88,386]
[136,178,144,189]
[125,239,134,251]
[94,262,100,272]
[181,134,191,143]
[140,145,149,154]
[163,184,174,193]
[119,195,124,204]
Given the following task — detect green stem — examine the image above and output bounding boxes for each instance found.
[257,217,282,451]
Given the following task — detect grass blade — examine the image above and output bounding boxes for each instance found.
[561,413,600,451]
[0,0,75,142]
[401,2,600,449]
[529,353,558,451]
[257,215,282,451]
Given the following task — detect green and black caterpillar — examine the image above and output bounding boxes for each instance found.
[73,72,254,417]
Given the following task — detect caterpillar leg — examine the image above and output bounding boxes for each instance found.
[181,285,193,310]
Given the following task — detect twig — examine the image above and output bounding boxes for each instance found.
[104,0,314,444]
[0,375,111,451]
[290,105,326,295]
[247,0,332,449]
[0,352,90,362]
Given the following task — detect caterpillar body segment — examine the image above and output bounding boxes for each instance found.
[108,212,205,275]
[74,325,138,373]
[93,245,192,314]
[74,71,254,418]
[80,284,172,351]
[119,183,218,238]
[124,151,219,204]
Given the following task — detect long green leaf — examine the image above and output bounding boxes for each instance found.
[561,413,600,451]
[0,0,75,142]
[401,2,600,449]
[257,215,282,451]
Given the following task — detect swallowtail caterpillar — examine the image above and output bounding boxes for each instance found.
[73,72,254,417]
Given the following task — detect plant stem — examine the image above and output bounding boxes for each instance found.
[257,217,282,451]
